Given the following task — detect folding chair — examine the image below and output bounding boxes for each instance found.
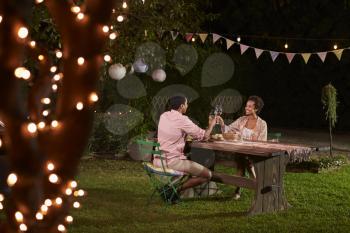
[136,139,187,204]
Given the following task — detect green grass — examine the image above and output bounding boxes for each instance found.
[69,159,350,233]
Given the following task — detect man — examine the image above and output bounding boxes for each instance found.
[155,95,217,199]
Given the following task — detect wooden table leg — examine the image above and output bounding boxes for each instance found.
[248,153,289,215]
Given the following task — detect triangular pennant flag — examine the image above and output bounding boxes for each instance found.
[170,31,179,40]
[226,39,235,50]
[212,33,221,43]
[333,49,344,61]
[301,53,311,64]
[286,53,295,63]
[270,51,279,62]
[254,48,264,59]
[198,33,208,43]
[185,33,193,42]
[240,44,249,54]
[317,52,327,62]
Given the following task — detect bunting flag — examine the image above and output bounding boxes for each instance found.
[286,53,296,63]
[333,49,344,60]
[170,31,179,40]
[240,44,249,54]
[212,33,221,43]
[301,53,311,64]
[254,48,264,59]
[317,52,327,62]
[270,51,279,62]
[226,39,235,50]
[185,33,194,42]
[198,33,208,43]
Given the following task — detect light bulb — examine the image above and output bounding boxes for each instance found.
[77,13,84,20]
[333,44,338,50]
[65,188,72,195]
[122,2,128,8]
[70,181,77,188]
[104,55,111,62]
[53,74,61,81]
[41,98,51,104]
[56,51,63,58]
[50,66,57,73]
[77,189,85,196]
[73,201,80,208]
[44,199,52,206]
[47,162,55,171]
[58,224,66,232]
[41,204,48,213]
[18,27,29,39]
[89,92,99,102]
[102,25,109,33]
[284,43,288,49]
[117,15,124,22]
[27,122,37,133]
[65,216,73,223]
[38,55,45,61]
[0,203,3,210]
[77,57,85,65]
[0,138,2,148]
[19,223,27,232]
[36,0,44,3]
[51,120,58,128]
[71,6,80,13]
[42,110,49,117]
[52,84,58,91]
[0,16,3,23]
[15,211,24,222]
[55,197,63,205]
[76,102,84,110]
[7,173,17,186]
[22,69,31,80]
[49,174,59,183]
[36,212,44,220]
[0,194,4,201]
[191,37,196,42]
[38,122,45,129]
[14,67,26,78]
[29,41,36,48]
[109,32,117,40]
[237,36,241,42]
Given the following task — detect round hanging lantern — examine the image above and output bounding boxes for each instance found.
[133,58,148,73]
[152,69,166,82]
[109,63,126,80]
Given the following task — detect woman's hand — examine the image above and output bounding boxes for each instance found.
[216,116,225,127]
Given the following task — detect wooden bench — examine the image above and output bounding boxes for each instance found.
[190,140,312,215]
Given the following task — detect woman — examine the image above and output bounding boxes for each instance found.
[217,95,267,200]
[155,95,217,202]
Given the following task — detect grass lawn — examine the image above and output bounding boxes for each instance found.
[68,158,350,233]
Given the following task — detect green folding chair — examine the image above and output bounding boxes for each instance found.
[136,139,187,204]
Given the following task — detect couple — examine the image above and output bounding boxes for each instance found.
[154,95,267,201]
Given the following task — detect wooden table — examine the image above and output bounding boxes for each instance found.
[190,140,312,215]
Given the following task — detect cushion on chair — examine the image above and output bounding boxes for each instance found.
[142,162,184,176]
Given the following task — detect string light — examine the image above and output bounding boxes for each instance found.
[65,216,73,223]
[40,205,48,214]
[36,212,44,220]
[50,66,57,73]
[122,2,128,8]
[53,74,62,81]
[55,197,63,205]
[42,110,49,117]
[70,181,77,188]
[52,84,58,91]
[71,6,81,14]
[7,173,17,186]
[41,98,51,104]
[47,162,55,171]
[49,174,59,183]
[102,25,110,33]
[0,16,2,23]
[51,120,59,128]
[19,223,27,232]
[237,36,241,42]
[73,201,80,208]
[284,43,288,49]
[77,57,85,65]
[56,50,63,58]
[15,211,24,222]
[35,0,44,3]
[191,37,196,42]
[333,44,338,50]
[109,32,117,40]
[0,203,3,210]
[0,194,3,202]
[117,15,124,22]
[104,55,111,62]
[76,102,84,110]
[27,122,37,133]
[44,199,53,206]
[18,27,29,39]
[65,188,73,195]
[57,224,66,232]
[38,121,45,129]
[89,92,99,102]
[38,54,45,61]
[29,41,36,48]
[77,13,84,20]
[0,138,2,148]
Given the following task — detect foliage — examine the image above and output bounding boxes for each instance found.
[321,83,338,128]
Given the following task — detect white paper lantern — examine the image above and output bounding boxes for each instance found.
[133,59,148,73]
[109,63,126,80]
[152,69,166,82]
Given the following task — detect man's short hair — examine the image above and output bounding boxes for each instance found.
[167,95,187,110]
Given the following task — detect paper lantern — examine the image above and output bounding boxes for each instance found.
[152,69,166,82]
[109,63,126,80]
[133,58,148,73]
